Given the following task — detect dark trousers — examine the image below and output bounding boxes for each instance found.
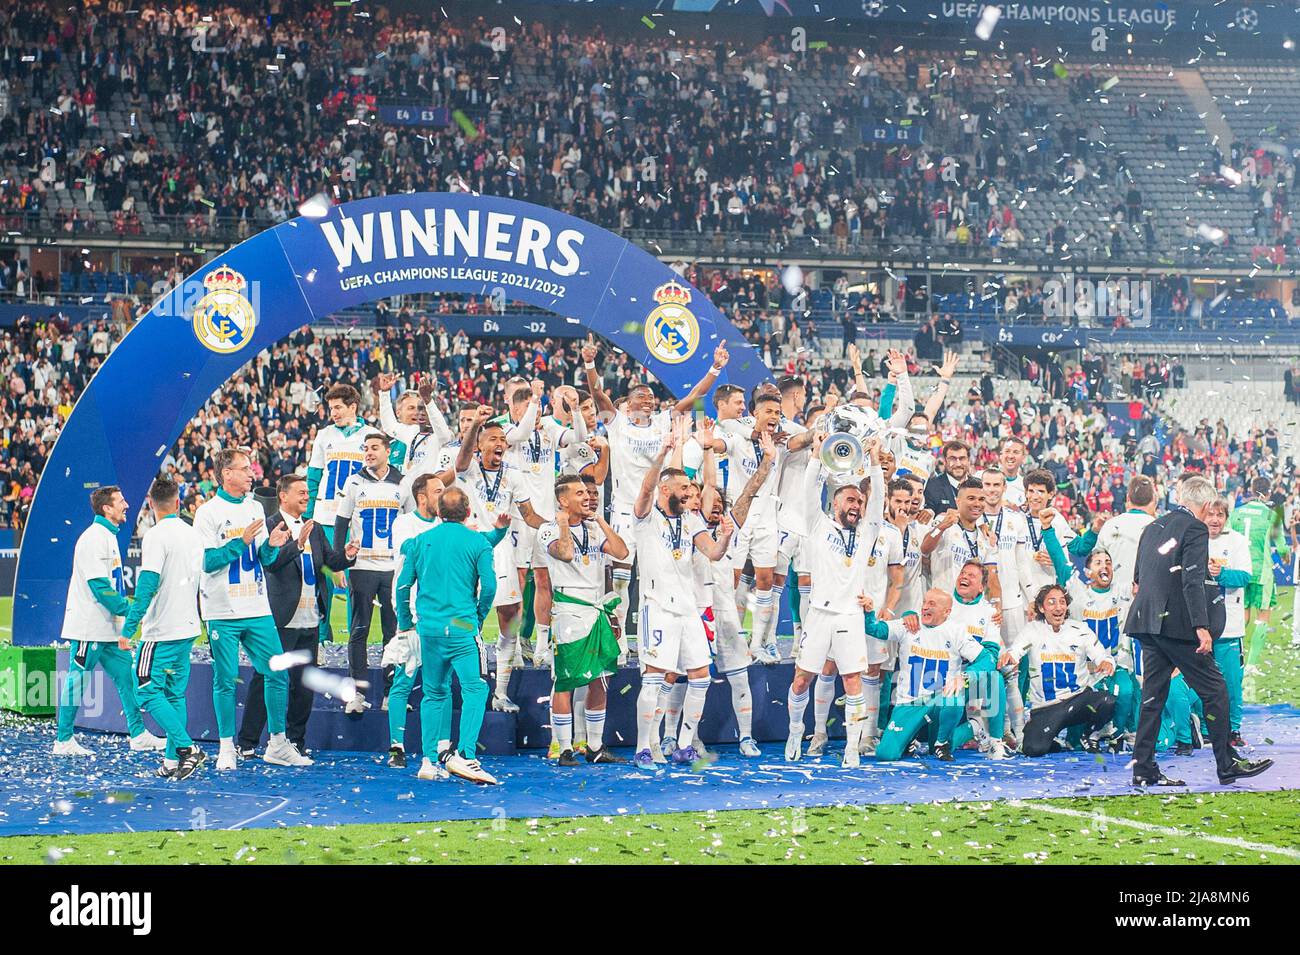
[237,626,318,751]
[349,569,396,695]
[1021,687,1116,757]
[1133,631,1236,780]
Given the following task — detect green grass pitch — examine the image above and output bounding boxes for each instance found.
[1,590,1298,865]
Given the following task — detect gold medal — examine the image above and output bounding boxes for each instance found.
[531,463,541,474]
[868,556,877,567]
[673,548,683,560]
[485,502,496,513]
[844,556,852,568]
[582,554,591,566]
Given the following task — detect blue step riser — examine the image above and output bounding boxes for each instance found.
[65,655,843,756]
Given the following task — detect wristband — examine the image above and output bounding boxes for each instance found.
[584,362,595,370]
[710,365,724,376]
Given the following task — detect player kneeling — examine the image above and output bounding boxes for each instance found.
[866,589,985,762]
[1000,584,1117,756]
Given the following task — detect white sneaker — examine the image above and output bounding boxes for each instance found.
[739,737,761,757]
[784,728,802,761]
[649,739,667,764]
[988,740,1011,760]
[381,696,389,712]
[491,695,520,714]
[129,731,167,752]
[661,736,678,761]
[842,746,861,768]
[806,731,829,757]
[752,644,780,665]
[345,692,366,715]
[52,737,94,757]
[216,746,237,771]
[533,648,553,668]
[417,757,450,781]
[859,735,878,757]
[445,753,499,785]
[264,737,314,767]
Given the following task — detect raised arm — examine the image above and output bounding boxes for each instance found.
[454,406,491,475]
[671,341,730,416]
[417,375,454,446]
[505,390,541,446]
[802,436,828,535]
[922,349,959,424]
[731,430,776,528]
[885,349,916,428]
[693,513,734,561]
[634,428,675,520]
[581,335,615,414]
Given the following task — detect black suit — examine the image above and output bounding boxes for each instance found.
[1126,507,1235,780]
[923,471,961,516]
[237,510,354,752]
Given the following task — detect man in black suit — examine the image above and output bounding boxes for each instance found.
[1126,475,1273,787]
[237,474,357,758]
[923,440,970,516]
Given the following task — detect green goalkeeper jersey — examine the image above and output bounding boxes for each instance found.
[1229,499,1285,581]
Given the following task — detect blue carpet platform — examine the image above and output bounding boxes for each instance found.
[65,649,820,755]
[3,653,1296,837]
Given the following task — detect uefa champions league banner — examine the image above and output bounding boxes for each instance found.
[504,0,1299,38]
[12,192,771,647]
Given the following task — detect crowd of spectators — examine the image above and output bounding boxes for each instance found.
[0,0,1268,265]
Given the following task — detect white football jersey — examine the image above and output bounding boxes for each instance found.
[136,515,204,642]
[60,519,126,642]
[194,493,273,620]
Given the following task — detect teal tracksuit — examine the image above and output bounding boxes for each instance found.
[388,523,508,748]
[122,565,197,760]
[396,521,497,759]
[58,642,149,742]
[202,522,287,739]
[56,517,148,742]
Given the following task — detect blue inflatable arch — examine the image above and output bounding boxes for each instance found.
[15,192,772,646]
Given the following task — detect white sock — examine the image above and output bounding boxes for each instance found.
[764,582,784,645]
[844,692,867,753]
[1003,665,1025,737]
[612,568,632,646]
[725,667,753,740]
[813,672,837,734]
[735,572,754,623]
[163,757,179,770]
[787,685,810,733]
[677,678,711,749]
[535,623,551,656]
[573,684,588,739]
[585,707,606,750]
[495,616,516,699]
[552,711,573,752]
[862,676,881,742]
[636,673,666,752]
[219,737,235,752]
[659,680,687,741]
[751,589,774,649]
[270,732,287,746]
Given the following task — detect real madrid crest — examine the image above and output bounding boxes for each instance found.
[643,278,700,365]
[192,264,257,354]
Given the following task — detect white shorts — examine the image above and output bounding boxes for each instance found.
[639,602,710,675]
[777,529,809,576]
[512,521,537,568]
[796,608,872,675]
[610,504,637,563]
[710,599,750,672]
[492,539,522,608]
[735,517,778,568]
